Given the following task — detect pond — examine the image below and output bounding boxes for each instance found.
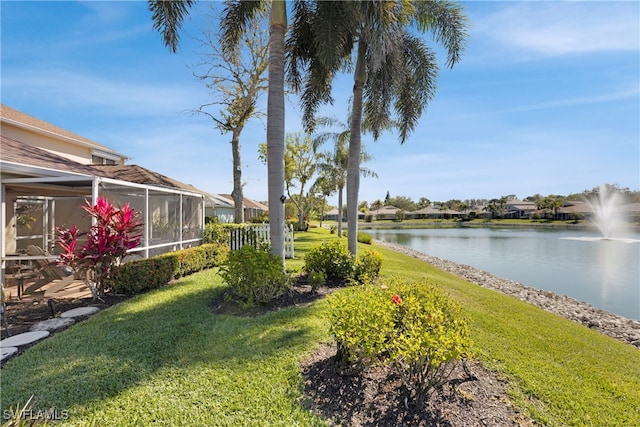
[367,227,640,320]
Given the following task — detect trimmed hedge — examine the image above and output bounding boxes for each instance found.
[107,243,229,294]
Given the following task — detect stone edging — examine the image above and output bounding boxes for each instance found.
[374,240,640,348]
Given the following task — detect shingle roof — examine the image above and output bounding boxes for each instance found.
[1,136,204,194]
[1,104,116,153]
[91,164,203,194]
[217,194,268,211]
[1,135,95,176]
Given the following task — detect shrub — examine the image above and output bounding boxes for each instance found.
[327,285,395,368]
[304,240,355,281]
[343,231,371,244]
[203,219,228,244]
[107,257,177,294]
[219,245,290,306]
[164,243,229,279]
[386,281,471,408]
[307,270,326,292]
[357,231,372,244]
[326,280,471,408]
[250,213,269,223]
[353,250,383,284]
[106,243,228,294]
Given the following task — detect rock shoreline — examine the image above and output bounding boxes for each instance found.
[375,239,640,348]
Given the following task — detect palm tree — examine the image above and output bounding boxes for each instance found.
[148,0,288,262]
[313,116,376,237]
[288,1,469,254]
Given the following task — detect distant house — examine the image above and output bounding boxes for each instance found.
[620,202,640,222]
[204,194,235,223]
[504,199,537,219]
[368,205,405,220]
[556,200,640,222]
[555,201,592,220]
[324,208,343,222]
[214,194,268,222]
[1,104,206,265]
[412,206,462,219]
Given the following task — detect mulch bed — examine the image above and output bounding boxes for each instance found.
[210,279,538,426]
[2,294,130,339]
[4,280,538,426]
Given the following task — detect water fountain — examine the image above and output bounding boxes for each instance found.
[586,185,628,239]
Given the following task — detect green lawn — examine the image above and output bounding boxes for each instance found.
[1,227,638,426]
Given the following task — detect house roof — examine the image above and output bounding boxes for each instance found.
[1,135,96,177]
[370,205,400,215]
[204,193,234,208]
[217,194,268,211]
[412,206,442,215]
[1,136,204,195]
[1,104,125,158]
[91,164,204,194]
[559,200,593,214]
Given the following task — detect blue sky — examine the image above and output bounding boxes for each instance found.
[2,1,638,206]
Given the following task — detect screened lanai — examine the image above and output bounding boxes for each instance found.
[1,143,205,285]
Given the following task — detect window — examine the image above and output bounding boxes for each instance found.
[92,155,119,165]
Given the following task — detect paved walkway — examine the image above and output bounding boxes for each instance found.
[0,306,101,364]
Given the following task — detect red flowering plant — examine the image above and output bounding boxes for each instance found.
[57,197,142,301]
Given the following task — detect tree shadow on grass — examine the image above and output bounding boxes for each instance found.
[0,276,324,421]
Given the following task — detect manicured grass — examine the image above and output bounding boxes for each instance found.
[1,271,330,426]
[1,227,638,426]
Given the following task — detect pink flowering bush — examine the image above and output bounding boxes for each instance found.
[386,281,470,408]
[57,197,142,300]
[327,279,471,408]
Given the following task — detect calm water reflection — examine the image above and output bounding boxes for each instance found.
[368,227,640,320]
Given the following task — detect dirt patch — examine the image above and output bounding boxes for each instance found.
[209,276,341,317]
[301,343,538,427]
[2,294,130,339]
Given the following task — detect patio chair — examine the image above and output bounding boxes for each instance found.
[21,245,75,296]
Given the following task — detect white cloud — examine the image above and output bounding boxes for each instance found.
[2,69,203,117]
[475,2,639,57]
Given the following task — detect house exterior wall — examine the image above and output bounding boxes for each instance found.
[2,123,94,164]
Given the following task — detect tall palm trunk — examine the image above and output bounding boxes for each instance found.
[231,127,245,223]
[337,185,344,237]
[347,43,367,254]
[267,0,287,263]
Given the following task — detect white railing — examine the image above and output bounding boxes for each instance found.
[229,223,294,259]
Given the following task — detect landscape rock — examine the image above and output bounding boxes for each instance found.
[60,306,100,318]
[30,317,76,332]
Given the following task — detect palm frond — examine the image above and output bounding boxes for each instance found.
[414,0,469,68]
[148,0,196,52]
[221,0,267,55]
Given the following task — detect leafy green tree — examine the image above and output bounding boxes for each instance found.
[417,197,431,209]
[260,133,319,231]
[289,1,468,254]
[370,199,383,211]
[387,196,417,212]
[192,17,268,223]
[535,195,565,219]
